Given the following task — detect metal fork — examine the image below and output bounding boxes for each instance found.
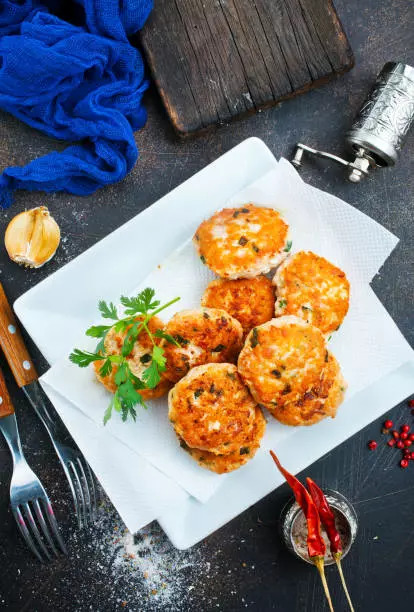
[22,381,97,528]
[0,281,97,528]
[0,367,66,561]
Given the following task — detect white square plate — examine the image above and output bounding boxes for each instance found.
[15,138,277,363]
[14,139,414,548]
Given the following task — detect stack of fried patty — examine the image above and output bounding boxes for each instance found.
[95,204,350,473]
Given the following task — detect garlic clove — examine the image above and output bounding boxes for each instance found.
[5,206,61,268]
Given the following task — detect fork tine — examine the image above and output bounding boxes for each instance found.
[23,502,52,561]
[61,462,82,529]
[85,462,98,519]
[76,458,94,524]
[68,460,87,528]
[40,497,67,555]
[12,506,43,563]
[33,499,59,557]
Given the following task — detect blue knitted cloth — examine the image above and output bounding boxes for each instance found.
[0,1,153,207]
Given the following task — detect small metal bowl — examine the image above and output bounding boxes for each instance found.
[280,489,358,566]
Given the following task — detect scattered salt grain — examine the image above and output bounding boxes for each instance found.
[69,499,210,611]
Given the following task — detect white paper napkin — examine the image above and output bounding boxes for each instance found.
[43,385,189,533]
[228,159,398,286]
[41,159,407,510]
[159,357,414,548]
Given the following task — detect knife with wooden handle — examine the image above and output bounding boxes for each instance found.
[0,282,58,432]
[0,283,38,388]
[0,363,15,419]
[0,282,97,527]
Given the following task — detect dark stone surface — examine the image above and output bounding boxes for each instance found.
[0,1,413,610]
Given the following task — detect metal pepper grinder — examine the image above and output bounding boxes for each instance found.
[291,62,414,182]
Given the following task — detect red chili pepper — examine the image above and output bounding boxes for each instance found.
[306,477,342,558]
[269,451,325,559]
[307,478,355,612]
[270,452,334,611]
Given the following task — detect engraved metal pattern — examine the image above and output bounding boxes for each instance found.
[351,67,414,152]
[292,63,414,180]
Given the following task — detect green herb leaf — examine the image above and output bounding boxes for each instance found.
[114,362,129,386]
[103,402,113,425]
[129,371,146,390]
[118,377,143,406]
[99,300,118,320]
[278,299,287,308]
[211,344,226,352]
[122,322,141,357]
[114,319,129,333]
[109,354,123,364]
[121,288,160,315]
[69,349,103,368]
[282,383,292,395]
[113,391,122,412]
[99,359,112,377]
[122,405,137,422]
[86,325,111,338]
[174,334,189,345]
[143,360,161,389]
[141,345,166,389]
[72,288,179,424]
[233,208,250,218]
[250,328,259,348]
[151,345,167,371]
[152,346,167,372]
[95,327,111,354]
[284,240,292,253]
[154,329,181,346]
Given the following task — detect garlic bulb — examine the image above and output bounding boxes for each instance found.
[5,206,61,268]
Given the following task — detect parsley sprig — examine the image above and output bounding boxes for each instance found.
[69,288,180,424]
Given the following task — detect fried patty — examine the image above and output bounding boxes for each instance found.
[161,308,243,383]
[267,353,346,426]
[194,204,289,279]
[178,406,266,473]
[168,363,257,455]
[201,276,275,339]
[237,316,327,409]
[273,251,350,335]
[93,316,172,400]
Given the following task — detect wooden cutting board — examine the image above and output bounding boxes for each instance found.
[140,0,353,136]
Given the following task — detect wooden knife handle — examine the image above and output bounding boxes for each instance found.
[0,366,14,418]
[0,283,38,388]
